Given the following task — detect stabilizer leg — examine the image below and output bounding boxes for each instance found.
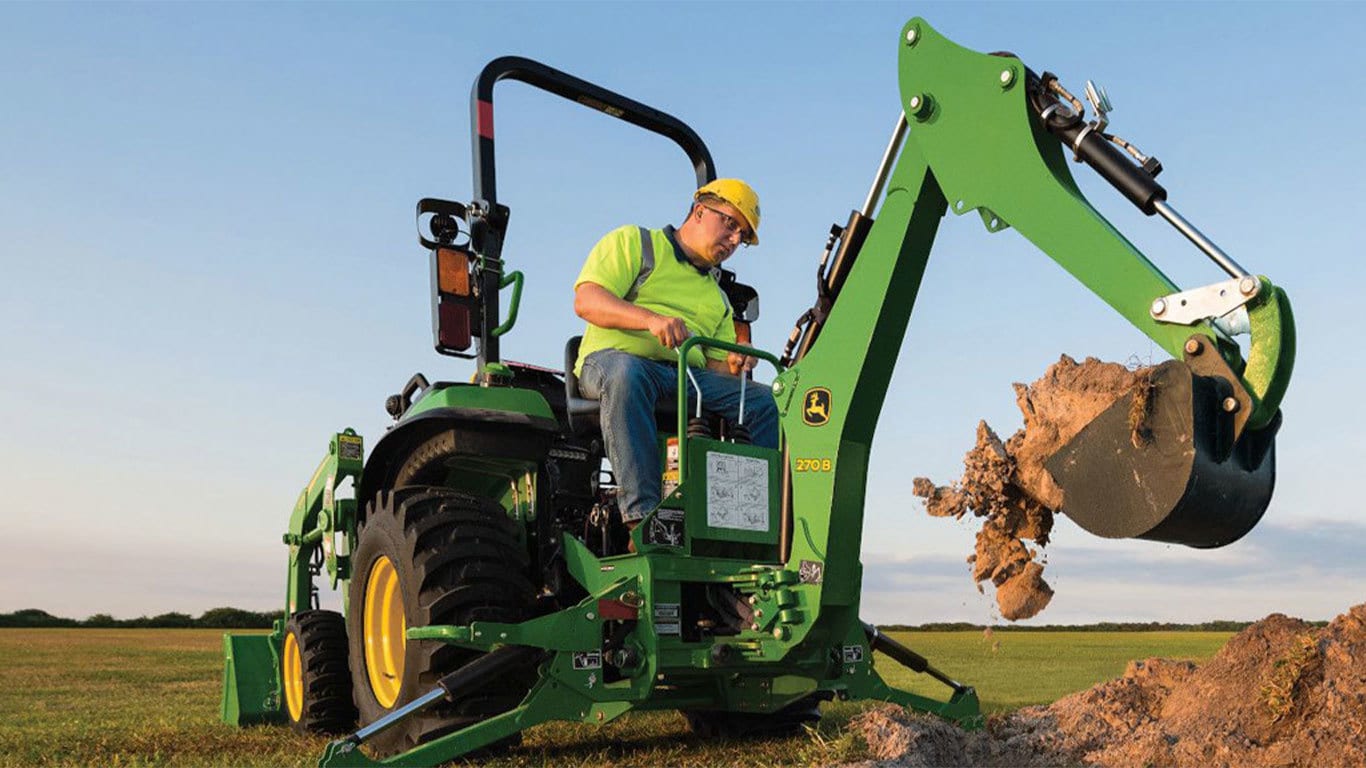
[320,645,631,767]
[846,622,982,729]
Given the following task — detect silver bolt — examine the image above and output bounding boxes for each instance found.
[906,27,918,45]
[909,95,922,110]
[772,381,784,395]
[748,595,759,605]
[750,622,760,631]
[754,609,764,618]
[1184,338,1202,356]
[1222,397,1239,413]
[1151,298,1167,316]
[1240,276,1259,296]
[585,612,596,621]
[1000,69,1015,87]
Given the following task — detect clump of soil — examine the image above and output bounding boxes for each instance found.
[848,603,1366,767]
[913,355,1150,620]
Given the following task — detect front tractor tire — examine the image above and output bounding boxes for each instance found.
[282,610,357,735]
[347,486,536,757]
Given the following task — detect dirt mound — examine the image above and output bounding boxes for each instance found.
[849,604,1366,767]
[914,355,1148,619]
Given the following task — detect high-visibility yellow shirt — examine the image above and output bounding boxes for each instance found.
[574,224,735,376]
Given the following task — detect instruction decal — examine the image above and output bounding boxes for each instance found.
[706,451,770,532]
[802,388,831,426]
[644,508,685,547]
[843,645,865,664]
[799,560,824,584]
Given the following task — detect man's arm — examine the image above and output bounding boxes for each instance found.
[574,282,691,349]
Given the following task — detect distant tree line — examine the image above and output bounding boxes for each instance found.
[0,607,283,629]
[881,619,1328,632]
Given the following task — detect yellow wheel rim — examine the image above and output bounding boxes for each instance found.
[363,555,406,708]
[283,629,304,722]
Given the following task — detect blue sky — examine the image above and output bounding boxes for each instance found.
[2,2,1362,624]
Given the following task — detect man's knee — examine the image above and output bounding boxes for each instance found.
[582,350,659,400]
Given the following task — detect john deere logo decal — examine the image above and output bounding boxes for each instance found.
[803,388,831,426]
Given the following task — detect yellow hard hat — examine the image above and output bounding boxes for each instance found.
[695,178,760,245]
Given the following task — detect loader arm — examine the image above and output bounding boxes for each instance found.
[775,18,1295,638]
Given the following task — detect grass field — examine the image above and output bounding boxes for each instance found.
[0,628,1231,767]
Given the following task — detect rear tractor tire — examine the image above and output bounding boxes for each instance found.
[347,486,537,757]
[282,610,357,735]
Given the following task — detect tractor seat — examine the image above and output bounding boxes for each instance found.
[564,336,679,436]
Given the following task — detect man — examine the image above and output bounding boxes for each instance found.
[573,178,780,532]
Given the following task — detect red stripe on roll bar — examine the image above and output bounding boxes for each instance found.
[478,100,494,139]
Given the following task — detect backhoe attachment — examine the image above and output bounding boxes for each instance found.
[892,18,1296,547]
[783,19,1294,551]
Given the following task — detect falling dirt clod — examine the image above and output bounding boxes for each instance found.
[913,355,1150,620]
[850,603,1366,768]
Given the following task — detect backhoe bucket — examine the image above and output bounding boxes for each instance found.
[1045,360,1278,548]
[220,632,283,726]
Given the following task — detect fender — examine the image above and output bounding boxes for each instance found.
[359,382,559,508]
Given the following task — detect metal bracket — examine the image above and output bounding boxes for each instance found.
[1150,276,1261,326]
[977,207,1010,233]
[1084,80,1110,133]
[1182,334,1251,441]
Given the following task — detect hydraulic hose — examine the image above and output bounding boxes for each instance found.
[862,621,968,694]
[1026,69,1167,215]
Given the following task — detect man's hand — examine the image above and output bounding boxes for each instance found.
[727,351,758,376]
[647,313,691,349]
[576,283,692,349]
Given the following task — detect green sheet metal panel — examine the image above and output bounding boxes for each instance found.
[219,632,283,726]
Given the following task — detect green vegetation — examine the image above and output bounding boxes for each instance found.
[0,628,1233,767]
[0,608,281,629]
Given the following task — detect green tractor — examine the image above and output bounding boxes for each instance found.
[221,18,1294,766]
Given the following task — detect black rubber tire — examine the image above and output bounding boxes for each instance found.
[283,610,357,735]
[348,486,536,757]
[682,694,824,739]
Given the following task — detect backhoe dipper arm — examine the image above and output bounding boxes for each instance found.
[774,19,1295,626]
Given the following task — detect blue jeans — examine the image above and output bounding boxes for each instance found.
[578,349,780,523]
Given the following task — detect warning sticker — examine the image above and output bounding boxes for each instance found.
[653,603,681,636]
[705,452,769,532]
[572,651,602,670]
[338,435,363,461]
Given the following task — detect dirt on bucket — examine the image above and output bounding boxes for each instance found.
[847,603,1366,767]
[913,355,1151,620]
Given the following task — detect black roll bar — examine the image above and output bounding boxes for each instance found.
[470,56,717,204]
